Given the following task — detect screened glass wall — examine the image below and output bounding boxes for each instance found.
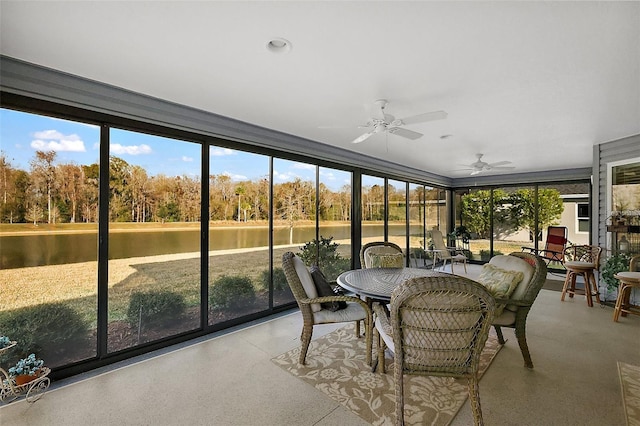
[318,167,352,281]
[454,182,591,264]
[0,109,99,368]
[0,103,459,380]
[387,179,407,255]
[106,129,202,353]
[208,149,271,324]
[361,175,385,245]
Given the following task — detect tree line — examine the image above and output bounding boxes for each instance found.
[1,150,434,225]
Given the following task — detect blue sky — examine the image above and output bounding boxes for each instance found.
[0,108,370,191]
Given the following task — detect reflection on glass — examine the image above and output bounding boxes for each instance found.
[458,188,492,261]
[0,108,98,367]
[318,167,352,280]
[272,159,316,307]
[409,184,426,267]
[209,149,272,322]
[107,129,201,352]
[388,179,406,258]
[492,186,536,259]
[362,175,385,245]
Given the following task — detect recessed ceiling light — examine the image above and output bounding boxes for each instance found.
[267,38,292,54]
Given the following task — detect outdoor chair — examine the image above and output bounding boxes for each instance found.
[429,229,467,273]
[483,252,547,368]
[561,245,603,307]
[281,251,373,365]
[360,241,404,268]
[521,226,568,267]
[373,275,496,425]
[613,254,640,322]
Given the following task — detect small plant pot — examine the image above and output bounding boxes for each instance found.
[15,373,38,386]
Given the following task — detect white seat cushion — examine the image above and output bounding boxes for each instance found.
[292,255,321,312]
[313,301,367,323]
[489,255,534,312]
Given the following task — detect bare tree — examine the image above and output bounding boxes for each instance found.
[30,151,58,224]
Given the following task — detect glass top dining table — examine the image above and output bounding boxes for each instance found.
[336,267,447,301]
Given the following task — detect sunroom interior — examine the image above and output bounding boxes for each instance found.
[1,2,640,425]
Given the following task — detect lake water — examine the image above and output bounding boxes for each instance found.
[0,224,420,269]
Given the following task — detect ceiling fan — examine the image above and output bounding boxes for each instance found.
[461,153,515,175]
[351,99,447,144]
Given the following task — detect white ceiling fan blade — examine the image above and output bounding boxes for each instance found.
[470,169,482,176]
[491,166,516,171]
[488,161,512,167]
[388,127,423,140]
[352,131,375,144]
[398,110,448,125]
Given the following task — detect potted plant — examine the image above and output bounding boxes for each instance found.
[8,353,45,386]
[601,253,632,296]
[0,336,11,349]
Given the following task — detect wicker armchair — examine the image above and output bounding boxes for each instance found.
[374,275,496,426]
[360,241,404,268]
[282,252,372,365]
[489,252,547,368]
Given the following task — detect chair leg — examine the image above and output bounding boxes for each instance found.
[588,271,601,305]
[298,324,313,365]
[376,328,386,373]
[395,361,405,426]
[365,313,373,366]
[494,325,505,345]
[355,320,361,338]
[515,323,533,369]
[561,272,571,301]
[467,376,484,426]
[613,283,626,322]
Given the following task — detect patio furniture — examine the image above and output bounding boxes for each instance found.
[561,245,602,307]
[486,252,547,368]
[522,226,569,267]
[336,267,445,302]
[428,229,467,274]
[374,275,496,426]
[360,241,404,268]
[613,254,640,322]
[281,252,373,365]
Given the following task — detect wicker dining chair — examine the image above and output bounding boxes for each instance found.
[488,252,547,369]
[360,241,404,268]
[374,275,496,426]
[282,251,373,365]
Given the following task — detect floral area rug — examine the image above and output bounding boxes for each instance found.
[618,362,640,426]
[272,324,502,425]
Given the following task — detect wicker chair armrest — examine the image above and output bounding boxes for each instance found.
[372,302,393,336]
[299,295,372,313]
[494,298,533,307]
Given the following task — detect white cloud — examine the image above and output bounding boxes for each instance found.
[220,171,247,181]
[182,156,194,162]
[274,170,295,181]
[319,170,335,179]
[293,162,315,170]
[30,130,86,152]
[210,148,235,156]
[110,143,152,155]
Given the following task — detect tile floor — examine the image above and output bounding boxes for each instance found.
[1,265,639,425]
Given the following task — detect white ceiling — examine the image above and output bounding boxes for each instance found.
[1,1,639,178]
